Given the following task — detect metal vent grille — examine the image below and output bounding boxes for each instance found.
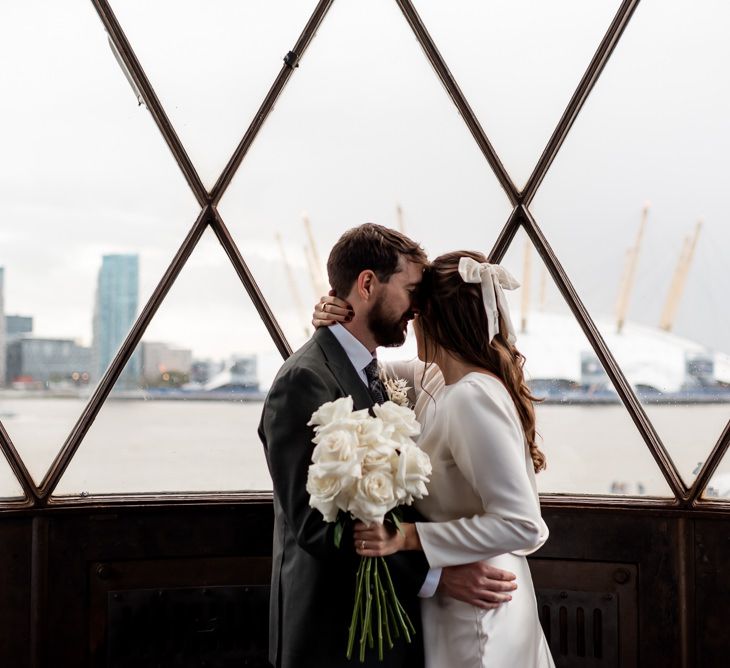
[107,585,270,668]
[537,588,619,667]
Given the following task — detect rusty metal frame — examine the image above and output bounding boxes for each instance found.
[91,0,208,207]
[40,0,329,503]
[39,207,211,501]
[688,421,730,506]
[0,422,37,507]
[517,206,686,499]
[393,0,519,206]
[211,0,336,205]
[521,0,642,207]
[0,0,727,511]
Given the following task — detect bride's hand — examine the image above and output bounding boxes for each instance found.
[353,520,420,557]
[313,292,353,328]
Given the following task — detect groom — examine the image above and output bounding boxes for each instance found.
[259,224,517,668]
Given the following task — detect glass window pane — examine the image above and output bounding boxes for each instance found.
[500,230,672,497]
[109,0,320,189]
[410,0,621,187]
[0,448,24,500]
[530,0,730,487]
[54,231,275,497]
[705,441,730,499]
[218,0,513,351]
[0,1,200,484]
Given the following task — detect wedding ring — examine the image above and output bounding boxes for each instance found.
[323,302,329,314]
[361,540,366,550]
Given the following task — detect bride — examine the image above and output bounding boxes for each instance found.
[315,250,555,667]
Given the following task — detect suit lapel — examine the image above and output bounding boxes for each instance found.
[313,327,375,412]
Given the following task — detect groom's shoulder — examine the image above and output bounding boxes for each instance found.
[271,331,329,385]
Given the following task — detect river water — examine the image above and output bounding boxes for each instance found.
[0,398,727,499]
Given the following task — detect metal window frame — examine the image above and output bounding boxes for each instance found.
[0,0,727,512]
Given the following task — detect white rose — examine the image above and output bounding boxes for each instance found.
[356,416,389,448]
[312,418,360,442]
[348,469,397,525]
[395,445,432,504]
[311,428,360,464]
[307,460,360,521]
[361,442,399,475]
[373,401,420,440]
[306,462,343,522]
[308,396,354,427]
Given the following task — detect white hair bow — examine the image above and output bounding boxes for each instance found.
[458,257,520,344]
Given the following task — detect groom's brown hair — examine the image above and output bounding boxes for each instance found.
[327,223,427,297]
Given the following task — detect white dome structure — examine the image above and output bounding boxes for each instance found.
[381,311,730,399]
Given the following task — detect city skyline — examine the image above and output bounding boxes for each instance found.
[0,258,260,388]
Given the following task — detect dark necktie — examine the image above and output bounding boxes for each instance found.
[363,358,387,404]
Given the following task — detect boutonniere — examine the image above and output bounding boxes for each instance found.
[378,369,411,408]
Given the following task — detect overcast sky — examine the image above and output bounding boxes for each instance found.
[1,0,728,390]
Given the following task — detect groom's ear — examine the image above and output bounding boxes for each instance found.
[355,269,377,302]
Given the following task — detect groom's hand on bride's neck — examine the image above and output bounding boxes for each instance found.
[438,562,518,610]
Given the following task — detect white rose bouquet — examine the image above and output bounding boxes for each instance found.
[306,396,432,662]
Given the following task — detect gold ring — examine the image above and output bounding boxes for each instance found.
[323,303,329,314]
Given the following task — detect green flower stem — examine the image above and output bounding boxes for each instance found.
[346,557,366,660]
[380,557,413,643]
[359,558,373,662]
[375,561,394,650]
[374,559,384,660]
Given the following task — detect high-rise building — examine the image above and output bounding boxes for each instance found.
[91,254,140,389]
[0,267,5,387]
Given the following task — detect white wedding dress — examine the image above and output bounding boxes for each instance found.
[384,360,555,668]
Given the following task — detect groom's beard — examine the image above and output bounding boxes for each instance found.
[369,300,411,348]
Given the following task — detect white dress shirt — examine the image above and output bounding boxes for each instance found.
[329,323,375,383]
[328,324,441,597]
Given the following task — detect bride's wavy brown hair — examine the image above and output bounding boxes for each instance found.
[417,250,546,473]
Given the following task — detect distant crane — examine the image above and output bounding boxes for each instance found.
[303,244,321,298]
[615,203,650,334]
[276,234,311,338]
[659,220,703,332]
[396,203,405,233]
[302,213,328,297]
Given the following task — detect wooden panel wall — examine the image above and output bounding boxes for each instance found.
[0,503,727,667]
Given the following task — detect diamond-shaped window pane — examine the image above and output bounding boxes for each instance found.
[499,230,672,497]
[0,1,200,485]
[411,0,622,187]
[0,448,24,500]
[530,0,730,487]
[54,230,274,497]
[704,442,730,499]
[218,0,512,350]
[109,0,320,189]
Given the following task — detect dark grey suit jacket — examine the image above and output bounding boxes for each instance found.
[259,327,429,668]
